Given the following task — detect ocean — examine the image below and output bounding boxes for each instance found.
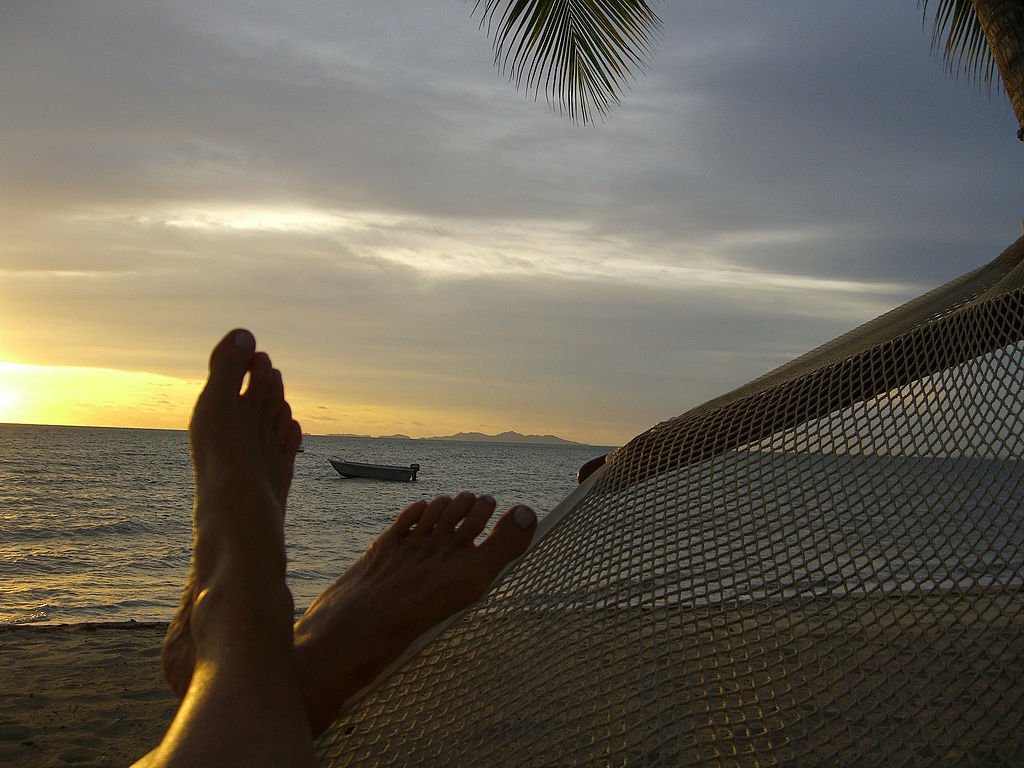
[0,424,613,625]
[4,424,1023,627]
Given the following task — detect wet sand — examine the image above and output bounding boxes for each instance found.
[0,622,175,768]
[4,591,1023,768]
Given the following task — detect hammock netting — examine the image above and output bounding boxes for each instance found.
[318,237,1024,767]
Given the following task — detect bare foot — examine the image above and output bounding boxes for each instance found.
[137,328,313,767]
[161,336,536,737]
[293,492,536,734]
[162,332,302,698]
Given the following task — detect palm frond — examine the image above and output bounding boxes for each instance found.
[472,0,662,124]
[919,0,1000,93]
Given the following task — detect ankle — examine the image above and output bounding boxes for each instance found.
[192,581,295,647]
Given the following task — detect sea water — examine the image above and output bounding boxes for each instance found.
[0,424,613,625]
[5,425,1022,626]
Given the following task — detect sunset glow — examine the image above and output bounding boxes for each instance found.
[1,2,1017,447]
[0,362,201,430]
[0,379,16,420]
[0,361,597,442]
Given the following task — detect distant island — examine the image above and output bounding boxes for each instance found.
[329,430,585,446]
[427,431,582,445]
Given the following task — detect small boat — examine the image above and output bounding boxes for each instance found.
[329,457,420,482]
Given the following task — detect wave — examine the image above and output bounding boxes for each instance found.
[0,515,169,543]
[0,608,51,625]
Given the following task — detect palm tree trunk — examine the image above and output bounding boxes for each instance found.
[971,0,1024,140]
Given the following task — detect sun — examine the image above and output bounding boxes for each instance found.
[0,379,17,423]
[0,361,201,429]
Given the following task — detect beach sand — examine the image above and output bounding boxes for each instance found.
[4,592,1023,767]
[0,622,176,768]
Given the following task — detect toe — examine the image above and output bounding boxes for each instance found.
[437,492,476,533]
[245,352,274,400]
[272,397,293,443]
[389,499,428,537]
[284,420,302,454]
[414,495,451,534]
[475,505,535,577]
[455,495,497,542]
[270,368,285,404]
[206,329,256,395]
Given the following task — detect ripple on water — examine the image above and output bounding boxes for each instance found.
[1,426,612,624]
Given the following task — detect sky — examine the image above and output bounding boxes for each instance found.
[1,1,1021,446]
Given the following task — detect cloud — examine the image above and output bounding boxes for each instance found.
[1,0,1020,444]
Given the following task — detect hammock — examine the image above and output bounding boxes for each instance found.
[317,236,1024,767]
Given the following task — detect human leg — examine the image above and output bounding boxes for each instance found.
[160,334,537,737]
[135,329,314,767]
[293,492,536,734]
[161,345,301,700]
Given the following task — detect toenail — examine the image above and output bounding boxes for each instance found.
[234,329,256,350]
[512,505,535,530]
[481,494,495,505]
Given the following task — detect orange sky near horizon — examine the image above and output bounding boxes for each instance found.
[0,361,618,444]
[3,3,1020,453]
[0,361,202,432]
